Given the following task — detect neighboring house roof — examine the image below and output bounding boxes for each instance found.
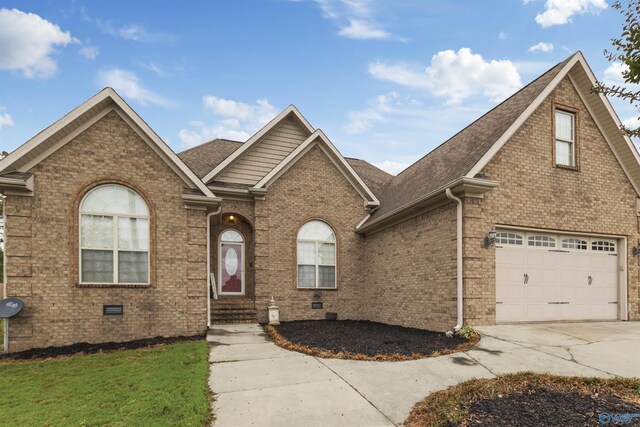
[360,51,640,231]
[179,138,392,197]
[0,87,218,200]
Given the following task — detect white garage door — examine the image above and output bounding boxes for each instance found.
[496,230,619,322]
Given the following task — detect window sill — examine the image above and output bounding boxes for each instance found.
[77,283,151,289]
[554,163,579,171]
[297,287,338,291]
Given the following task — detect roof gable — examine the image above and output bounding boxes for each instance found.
[369,55,574,221]
[201,105,315,184]
[365,52,640,229]
[254,129,380,207]
[216,116,311,185]
[0,88,216,198]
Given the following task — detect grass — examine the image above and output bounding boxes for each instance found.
[0,340,211,427]
[264,324,480,361]
[405,372,640,426]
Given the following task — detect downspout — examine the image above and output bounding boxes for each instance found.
[206,206,222,328]
[445,188,463,333]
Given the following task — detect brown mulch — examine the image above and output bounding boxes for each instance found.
[265,320,479,361]
[405,372,640,427]
[0,334,206,362]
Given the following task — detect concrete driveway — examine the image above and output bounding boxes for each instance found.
[208,322,640,426]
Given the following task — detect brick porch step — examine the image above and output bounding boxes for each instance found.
[211,299,258,324]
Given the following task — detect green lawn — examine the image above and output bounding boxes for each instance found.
[0,341,211,426]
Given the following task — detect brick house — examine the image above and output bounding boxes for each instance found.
[1,52,639,352]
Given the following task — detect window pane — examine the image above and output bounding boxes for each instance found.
[81,215,113,249]
[82,185,149,216]
[220,229,243,242]
[556,111,573,141]
[81,249,114,283]
[298,220,335,241]
[318,266,336,288]
[297,242,316,265]
[318,243,336,265]
[298,265,315,288]
[118,217,149,250]
[556,140,573,166]
[118,251,149,283]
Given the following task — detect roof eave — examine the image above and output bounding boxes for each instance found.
[357,177,499,235]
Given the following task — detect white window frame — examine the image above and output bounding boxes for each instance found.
[555,110,576,167]
[296,221,337,289]
[218,229,245,296]
[562,238,588,250]
[495,232,524,246]
[79,185,150,285]
[591,239,617,253]
[527,235,556,248]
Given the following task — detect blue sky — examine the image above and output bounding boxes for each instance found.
[0,0,633,174]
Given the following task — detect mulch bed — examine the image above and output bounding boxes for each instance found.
[405,372,640,427]
[265,320,478,361]
[0,335,205,362]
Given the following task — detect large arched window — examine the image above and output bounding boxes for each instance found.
[297,220,336,289]
[80,184,150,284]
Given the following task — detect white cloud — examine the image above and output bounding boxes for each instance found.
[345,92,423,134]
[0,107,13,129]
[623,116,640,130]
[528,42,554,53]
[534,0,607,27]
[369,48,522,105]
[0,8,77,78]
[338,18,390,39]
[603,62,628,86]
[178,97,278,148]
[309,0,395,40]
[78,45,99,60]
[96,20,174,43]
[98,69,170,107]
[372,160,410,175]
[498,31,507,40]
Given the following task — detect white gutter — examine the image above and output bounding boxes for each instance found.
[206,205,222,328]
[445,188,463,333]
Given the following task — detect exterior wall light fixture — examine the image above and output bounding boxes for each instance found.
[633,241,640,257]
[484,228,497,249]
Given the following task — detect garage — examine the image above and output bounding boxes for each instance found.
[495,229,622,322]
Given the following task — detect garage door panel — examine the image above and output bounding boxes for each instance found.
[495,231,619,323]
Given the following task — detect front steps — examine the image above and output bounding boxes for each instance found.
[211,298,258,324]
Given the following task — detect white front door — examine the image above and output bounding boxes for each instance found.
[218,229,245,295]
[496,231,619,322]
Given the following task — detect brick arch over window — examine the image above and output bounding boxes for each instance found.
[69,178,157,287]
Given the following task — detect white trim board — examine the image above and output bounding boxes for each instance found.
[254,129,380,207]
[201,105,315,184]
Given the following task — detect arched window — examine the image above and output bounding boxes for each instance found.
[297,220,336,289]
[80,184,150,284]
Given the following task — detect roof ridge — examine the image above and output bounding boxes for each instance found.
[392,53,576,180]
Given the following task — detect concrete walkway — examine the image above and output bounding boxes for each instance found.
[208,322,640,426]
